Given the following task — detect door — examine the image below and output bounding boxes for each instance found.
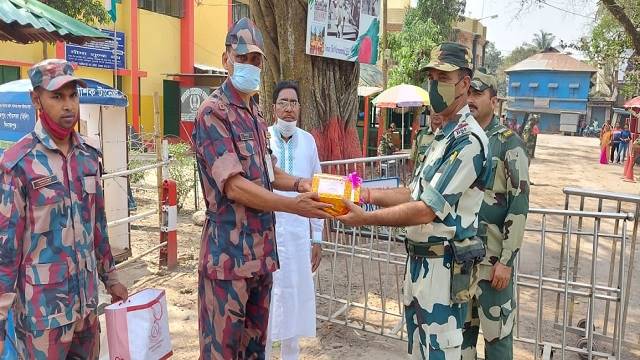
[163,79,180,137]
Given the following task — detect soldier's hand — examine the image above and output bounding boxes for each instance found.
[292,192,332,219]
[109,282,129,303]
[336,200,369,227]
[490,263,512,291]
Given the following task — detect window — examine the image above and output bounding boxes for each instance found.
[138,0,183,18]
[548,83,559,89]
[528,82,539,88]
[511,82,520,88]
[0,65,20,85]
[569,83,580,89]
[232,0,250,23]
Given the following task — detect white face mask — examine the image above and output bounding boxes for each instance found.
[276,118,297,138]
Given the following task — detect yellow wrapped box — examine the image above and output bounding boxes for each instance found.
[312,173,361,216]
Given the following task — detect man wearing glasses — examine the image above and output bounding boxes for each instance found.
[266,81,324,359]
[192,18,330,359]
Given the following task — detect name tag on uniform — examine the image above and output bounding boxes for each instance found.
[31,175,60,190]
[239,132,254,141]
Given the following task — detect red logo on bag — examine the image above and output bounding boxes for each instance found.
[150,302,164,342]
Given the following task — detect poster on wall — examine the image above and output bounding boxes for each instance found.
[180,87,213,122]
[306,0,380,64]
[0,103,36,154]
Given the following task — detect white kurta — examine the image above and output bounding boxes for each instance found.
[268,126,324,341]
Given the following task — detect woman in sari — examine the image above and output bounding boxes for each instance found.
[600,120,613,164]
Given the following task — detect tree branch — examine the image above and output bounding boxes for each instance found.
[601,0,640,55]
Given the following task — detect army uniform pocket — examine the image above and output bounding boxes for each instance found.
[81,175,97,224]
[429,328,463,351]
[29,182,66,233]
[24,261,72,328]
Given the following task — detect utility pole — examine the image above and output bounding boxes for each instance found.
[382,0,388,89]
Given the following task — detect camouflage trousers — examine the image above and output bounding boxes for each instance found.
[404,255,466,360]
[14,312,99,360]
[198,272,273,360]
[461,265,516,360]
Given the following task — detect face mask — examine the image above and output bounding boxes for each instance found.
[276,118,297,138]
[39,109,77,140]
[428,79,462,114]
[229,62,261,93]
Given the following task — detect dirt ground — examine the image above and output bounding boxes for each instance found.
[102,134,640,359]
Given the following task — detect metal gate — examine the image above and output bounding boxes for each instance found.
[315,156,638,359]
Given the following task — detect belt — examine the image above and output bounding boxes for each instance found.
[404,239,446,258]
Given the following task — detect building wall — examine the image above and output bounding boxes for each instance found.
[506,70,593,133]
[195,2,228,68]
[0,0,229,136]
[452,17,487,68]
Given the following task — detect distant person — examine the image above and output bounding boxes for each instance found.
[617,124,632,164]
[600,120,612,165]
[611,123,622,163]
[522,115,540,158]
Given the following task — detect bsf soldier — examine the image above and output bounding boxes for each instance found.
[0,59,128,359]
[464,70,530,359]
[192,18,330,359]
[338,42,490,359]
[522,114,540,158]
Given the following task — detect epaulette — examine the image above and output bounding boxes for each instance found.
[498,127,514,139]
[82,135,102,155]
[0,134,37,171]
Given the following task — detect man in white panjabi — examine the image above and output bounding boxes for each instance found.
[266,81,324,360]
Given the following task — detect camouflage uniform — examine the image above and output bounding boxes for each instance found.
[409,125,436,169]
[192,18,278,360]
[377,128,396,156]
[404,42,490,360]
[522,115,539,159]
[462,71,530,360]
[406,105,490,360]
[0,60,118,360]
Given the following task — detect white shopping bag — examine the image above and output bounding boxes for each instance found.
[105,288,173,360]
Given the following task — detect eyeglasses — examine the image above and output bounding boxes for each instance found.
[276,100,300,109]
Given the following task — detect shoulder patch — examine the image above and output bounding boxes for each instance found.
[0,134,37,171]
[500,129,513,138]
[453,123,470,138]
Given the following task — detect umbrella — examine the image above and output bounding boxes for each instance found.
[372,84,430,149]
[0,0,111,44]
[372,84,429,108]
[624,96,640,109]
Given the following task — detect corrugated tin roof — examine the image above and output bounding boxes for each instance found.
[0,0,110,44]
[505,52,597,73]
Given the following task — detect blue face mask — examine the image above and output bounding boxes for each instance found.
[230,62,261,93]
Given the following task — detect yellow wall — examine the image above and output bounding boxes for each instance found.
[138,9,181,134]
[195,2,228,68]
[0,0,229,135]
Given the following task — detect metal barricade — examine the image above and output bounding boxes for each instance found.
[515,208,633,360]
[321,154,412,185]
[559,188,640,352]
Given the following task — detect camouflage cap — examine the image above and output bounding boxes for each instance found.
[225,17,265,56]
[470,68,497,92]
[28,59,87,91]
[421,42,472,72]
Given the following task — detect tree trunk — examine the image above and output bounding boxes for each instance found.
[249,0,362,161]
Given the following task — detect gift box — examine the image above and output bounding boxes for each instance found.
[312,173,361,216]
